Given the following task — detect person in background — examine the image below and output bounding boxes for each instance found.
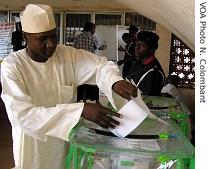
[161,74,190,113]
[161,75,192,141]
[1,4,137,169]
[11,22,26,51]
[127,25,138,40]
[117,33,136,78]
[74,22,107,53]
[126,31,165,96]
[161,74,181,98]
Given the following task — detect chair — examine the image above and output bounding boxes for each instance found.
[77,84,99,103]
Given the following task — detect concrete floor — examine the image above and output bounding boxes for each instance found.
[0,117,14,169]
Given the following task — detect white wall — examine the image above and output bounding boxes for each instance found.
[156,24,171,76]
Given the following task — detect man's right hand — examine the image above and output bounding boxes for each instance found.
[82,103,121,129]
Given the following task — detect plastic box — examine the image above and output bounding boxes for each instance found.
[66,118,194,169]
[143,96,191,138]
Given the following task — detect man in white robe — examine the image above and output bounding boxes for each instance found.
[1,4,137,169]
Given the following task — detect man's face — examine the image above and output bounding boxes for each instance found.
[135,40,149,58]
[24,29,57,62]
[90,26,96,34]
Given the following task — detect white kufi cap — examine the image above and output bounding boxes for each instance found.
[20,4,56,33]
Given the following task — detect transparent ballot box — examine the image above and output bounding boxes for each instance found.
[143,96,189,116]
[143,96,191,138]
[66,118,194,169]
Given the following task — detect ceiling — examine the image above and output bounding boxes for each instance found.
[115,0,195,50]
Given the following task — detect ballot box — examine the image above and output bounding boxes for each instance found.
[143,96,191,139]
[66,118,194,169]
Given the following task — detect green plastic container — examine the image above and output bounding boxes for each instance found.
[66,118,194,169]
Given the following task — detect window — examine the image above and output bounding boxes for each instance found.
[54,13,63,43]
[1,11,158,47]
[95,13,122,25]
[10,12,20,22]
[0,11,8,23]
[65,13,91,45]
[169,34,195,88]
[125,12,156,31]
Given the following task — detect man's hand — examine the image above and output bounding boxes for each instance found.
[112,80,138,100]
[98,44,107,50]
[82,103,122,128]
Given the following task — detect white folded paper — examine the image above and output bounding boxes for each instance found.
[111,99,148,137]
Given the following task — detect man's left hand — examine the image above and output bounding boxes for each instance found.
[112,80,138,100]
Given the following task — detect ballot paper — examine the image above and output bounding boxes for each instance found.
[111,99,148,137]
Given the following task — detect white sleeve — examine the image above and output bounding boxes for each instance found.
[73,49,123,109]
[1,60,84,142]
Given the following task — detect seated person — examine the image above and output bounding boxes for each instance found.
[126,31,165,96]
